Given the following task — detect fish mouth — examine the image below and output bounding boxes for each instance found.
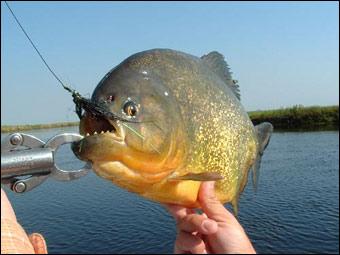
[80,113,125,142]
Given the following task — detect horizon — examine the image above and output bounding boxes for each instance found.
[1,104,338,127]
[1,1,339,125]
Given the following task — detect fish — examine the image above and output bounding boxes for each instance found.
[71,49,273,213]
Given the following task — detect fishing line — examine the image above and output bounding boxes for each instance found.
[121,122,161,154]
[5,2,163,155]
[4,1,138,123]
[4,1,70,92]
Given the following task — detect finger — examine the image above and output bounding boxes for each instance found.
[198,181,232,222]
[202,213,208,218]
[28,233,48,254]
[196,210,208,218]
[175,231,206,254]
[164,204,194,221]
[174,246,186,255]
[201,234,213,254]
[178,214,218,235]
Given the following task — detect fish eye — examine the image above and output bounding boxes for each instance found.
[123,100,139,117]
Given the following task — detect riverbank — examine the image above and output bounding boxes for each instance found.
[1,105,339,133]
[249,105,339,131]
[1,122,79,133]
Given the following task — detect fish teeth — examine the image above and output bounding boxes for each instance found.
[100,131,104,134]
[86,133,90,137]
[94,131,98,135]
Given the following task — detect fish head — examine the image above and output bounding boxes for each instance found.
[72,65,186,184]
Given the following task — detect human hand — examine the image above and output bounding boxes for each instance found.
[165,181,256,254]
[1,188,48,254]
[1,188,17,222]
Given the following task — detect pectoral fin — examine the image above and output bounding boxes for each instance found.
[168,172,224,182]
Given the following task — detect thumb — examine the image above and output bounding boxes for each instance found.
[199,181,231,222]
[28,233,48,254]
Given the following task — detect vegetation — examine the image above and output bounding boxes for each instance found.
[249,105,339,131]
[1,122,79,133]
[1,105,338,133]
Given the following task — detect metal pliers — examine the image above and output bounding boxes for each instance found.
[1,133,92,193]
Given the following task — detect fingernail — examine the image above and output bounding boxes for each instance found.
[207,181,215,190]
[201,219,217,233]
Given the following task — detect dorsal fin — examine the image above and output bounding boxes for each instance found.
[201,51,240,100]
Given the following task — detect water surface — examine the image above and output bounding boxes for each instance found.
[2,128,339,253]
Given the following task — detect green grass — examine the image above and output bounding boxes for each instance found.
[1,122,79,133]
[1,105,339,133]
[249,105,339,131]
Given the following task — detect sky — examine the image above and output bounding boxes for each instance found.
[1,1,339,125]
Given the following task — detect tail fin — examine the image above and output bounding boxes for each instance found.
[252,122,274,190]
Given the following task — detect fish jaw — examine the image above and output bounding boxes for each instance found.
[71,113,125,160]
[72,132,126,162]
[72,113,186,184]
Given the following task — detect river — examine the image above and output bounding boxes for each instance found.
[1,127,339,254]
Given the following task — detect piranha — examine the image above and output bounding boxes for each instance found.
[72,49,273,213]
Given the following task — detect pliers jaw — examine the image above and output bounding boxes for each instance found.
[1,133,92,193]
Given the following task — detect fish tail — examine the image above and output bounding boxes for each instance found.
[252,122,274,191]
